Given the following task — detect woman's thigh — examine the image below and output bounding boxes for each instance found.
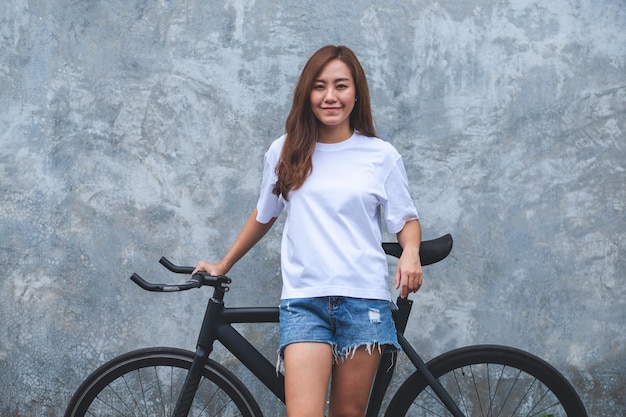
[283,342,334,417]
[329,346,382,417]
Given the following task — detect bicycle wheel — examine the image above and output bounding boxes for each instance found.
[385,345,587,417]
[65,347,263,417]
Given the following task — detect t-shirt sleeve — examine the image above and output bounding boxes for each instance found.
[383,156,419,234]
[255,141,284,223]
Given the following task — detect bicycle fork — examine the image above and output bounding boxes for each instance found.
[172,295,225,417]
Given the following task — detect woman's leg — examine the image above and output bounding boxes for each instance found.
[328,346,382,417]
[284,342,334,417]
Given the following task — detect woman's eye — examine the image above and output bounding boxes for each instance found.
[313,84,325,90]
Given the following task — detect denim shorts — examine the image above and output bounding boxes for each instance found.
[278,296,401,365]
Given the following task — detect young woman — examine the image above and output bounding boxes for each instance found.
[193,45,423,417]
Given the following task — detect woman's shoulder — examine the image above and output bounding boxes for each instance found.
[271,134,287,147]
[265,134,287,156]
[355,132,400,156]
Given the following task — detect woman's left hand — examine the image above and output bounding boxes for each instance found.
[395,245,423,298]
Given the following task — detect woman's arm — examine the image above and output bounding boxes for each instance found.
[193,208,277,276]
[395,219,423,298]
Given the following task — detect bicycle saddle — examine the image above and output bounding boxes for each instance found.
[382,234,453,266]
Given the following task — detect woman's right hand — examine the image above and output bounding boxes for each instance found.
[192,260,228,277]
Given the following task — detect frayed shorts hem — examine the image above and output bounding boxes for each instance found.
[275,296,401,373]
[275,340,400,374]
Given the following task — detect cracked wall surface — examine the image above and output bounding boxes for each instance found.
[1,0,624,415]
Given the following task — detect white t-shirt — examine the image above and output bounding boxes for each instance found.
[256,132,418,301]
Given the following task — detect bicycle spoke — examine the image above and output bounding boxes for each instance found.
[451,367,471,416]
[168,365,175,416]
[413,395,446,417]
[526,389,551,417]
[194,376,220,416]
[485,364,492,417]
[529,399,563,417]
[153,366,167,417]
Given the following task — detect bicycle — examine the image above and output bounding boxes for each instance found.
[64,234,588,417]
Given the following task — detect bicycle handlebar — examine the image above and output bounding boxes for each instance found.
[131,269,232,293]
[130,234,453,293]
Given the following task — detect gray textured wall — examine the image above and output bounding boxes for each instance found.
[1,0,624,415]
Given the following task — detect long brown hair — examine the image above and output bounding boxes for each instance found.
[273,45,377,199]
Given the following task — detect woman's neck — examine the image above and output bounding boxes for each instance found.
[317,124,354,144]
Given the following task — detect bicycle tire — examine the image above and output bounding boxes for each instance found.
[64,347,263,417]
[385,344,587,417]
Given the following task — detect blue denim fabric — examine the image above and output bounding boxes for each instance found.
[277,296,400,366]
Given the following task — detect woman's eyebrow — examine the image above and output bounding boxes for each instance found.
[314,77,352,83]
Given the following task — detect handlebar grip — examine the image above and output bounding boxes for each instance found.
[159,257,194,274]
[130,273,202,292]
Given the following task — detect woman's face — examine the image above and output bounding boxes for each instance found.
[309,59,356,137]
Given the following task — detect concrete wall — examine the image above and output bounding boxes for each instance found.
[1,0,624,415]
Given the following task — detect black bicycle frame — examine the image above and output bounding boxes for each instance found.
[173,292,465,417]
